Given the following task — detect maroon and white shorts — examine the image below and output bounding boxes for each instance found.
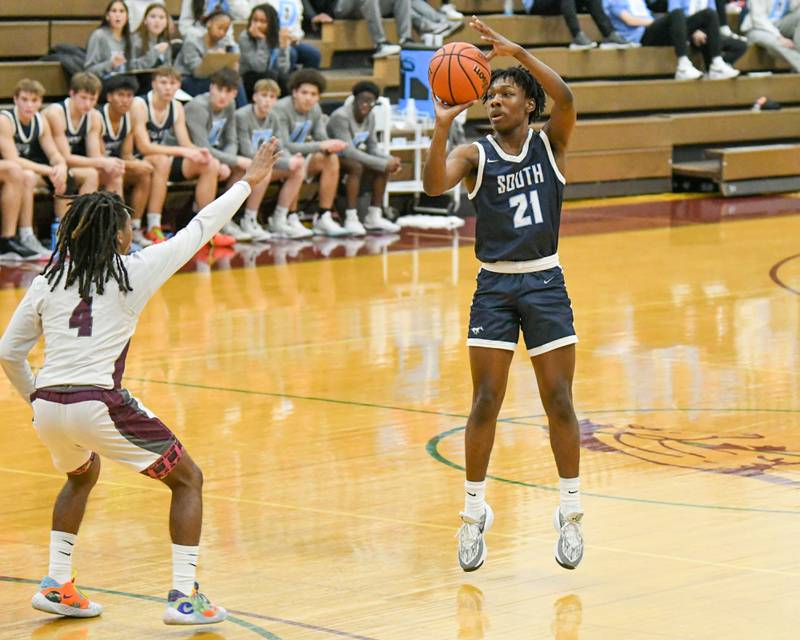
[31,387,183,479]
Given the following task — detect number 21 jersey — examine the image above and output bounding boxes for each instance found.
[468,128,565,263]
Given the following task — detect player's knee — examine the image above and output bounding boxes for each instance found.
[471,385,503,420]
[206,158,221,175]
[23,169,37,189]
[325,153,340,170]
[347,161,363,178]
[68,454,101,489]
[542,386,574,423]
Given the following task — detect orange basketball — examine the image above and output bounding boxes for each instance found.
[428,42,491,106]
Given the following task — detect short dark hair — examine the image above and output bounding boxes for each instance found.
[203,8,231,24]
[288,69,326,94]
[483,66,546,123]
[210,67,240,90]
[104,74,139,94]
[352,80,380,99]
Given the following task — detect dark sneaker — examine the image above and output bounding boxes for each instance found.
[569,32,597,51]
[0,237,38,261]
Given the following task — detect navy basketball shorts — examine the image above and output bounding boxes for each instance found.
[467,266,578,357]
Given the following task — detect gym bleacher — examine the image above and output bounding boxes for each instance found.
[0,0,798,205]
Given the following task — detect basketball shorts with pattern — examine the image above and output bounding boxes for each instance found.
[467,266,578,356]
[30,387,183,479]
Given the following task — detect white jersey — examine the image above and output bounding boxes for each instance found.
[0,181,252,400]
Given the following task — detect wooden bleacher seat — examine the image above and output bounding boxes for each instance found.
[670,107,800,145]
[0,61,67,99]
[0,0,180,18]
[673,144,800,196]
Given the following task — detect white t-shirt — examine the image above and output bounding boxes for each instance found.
[0,182,252,399]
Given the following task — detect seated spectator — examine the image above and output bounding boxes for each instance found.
[410,0,464,41]
[129,65,233,246]
[523,0,635,48]
[605,0,739,77]
[99,75,155,248]
[43,74,112,208]
[269,0,322,68]
[185,68,269,242]
[132,3,177,69]
[741,0,800,72]
[239,4,293,98]
[302,0,336,34]
[175,9,246,103]
[179,0,252,37]
[236,79,310,238]
[668,0,747,68]
[0,161,37,261]
[327,81,401,235]
[126,0,166,31]
[273,69,349,236]
[85,1,135,77]
[0,80,69,256]
[333,0,412,58]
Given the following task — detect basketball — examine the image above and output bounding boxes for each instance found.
[428,42,491,106]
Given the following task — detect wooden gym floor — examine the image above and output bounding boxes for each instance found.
[1,192,799,639]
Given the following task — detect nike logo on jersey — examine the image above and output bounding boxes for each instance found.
[471,327,484,335]
[486,158,499,163]
[497,163,545,195]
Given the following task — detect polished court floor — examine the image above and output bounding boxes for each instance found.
[1,194,799,639]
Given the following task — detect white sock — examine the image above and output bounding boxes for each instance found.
[464,480,486,520]
[367,206,382,218]
[559,476,582,516]
[711,56,725,66]
[677,56,692,69]
[49,530,76,584]
[274,205,288,222]
[172,544,199,595]
[131,218,142,230]
[146,213,162,230]
[244,208,258,223]
[19,226,35,240]
[345,208,358,221]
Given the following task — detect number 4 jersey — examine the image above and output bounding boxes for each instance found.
[468,128,565,263]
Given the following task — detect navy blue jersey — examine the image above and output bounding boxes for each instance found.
[1,109,49,164]
[99,104,129,158]
[60,99,89,157]
[468,129,565,263]
[143,91,176,145]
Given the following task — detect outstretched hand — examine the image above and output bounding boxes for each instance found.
[470,15,522,60]
[243,138,281,187]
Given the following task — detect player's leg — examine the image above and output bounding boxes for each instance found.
[182,157,234,247]
[364,165,400,232]
[339,157,367,236]
[99,168,124,197]
[15,171,52,259]
[29,393,103,618]
[457,270,519,572]
[71,167,100,195]
[269,161,312,238]
[0,162,36,260]
[143,154,171,242]
[307,152,347,236]
[520,268,583,570]
[124,160,154,247]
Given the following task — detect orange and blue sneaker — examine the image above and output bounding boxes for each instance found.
[31,576,102,618]
[163,582,227,625]
[210,232,236,248]
[145,226,167,244]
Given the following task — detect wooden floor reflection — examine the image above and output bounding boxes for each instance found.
[1,207,799,639]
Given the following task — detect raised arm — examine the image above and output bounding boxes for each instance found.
[125,140,281,312]
[422,99,478,196]
[471,16,576,159]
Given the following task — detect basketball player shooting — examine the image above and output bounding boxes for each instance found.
[0,140,280,624]
[423,18,584,573]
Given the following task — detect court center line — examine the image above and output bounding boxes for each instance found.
[1,465,798,579]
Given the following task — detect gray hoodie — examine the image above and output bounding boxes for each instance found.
[271,95,328,156]
[327,102,389,173]
[184,92,239,167]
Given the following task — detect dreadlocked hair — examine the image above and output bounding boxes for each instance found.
[483,66,546,123]
[43,191,133,301]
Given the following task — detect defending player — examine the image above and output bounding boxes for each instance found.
[0,141,280,624]
[423,18,584,572]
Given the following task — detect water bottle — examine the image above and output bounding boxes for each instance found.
[51,221,60,251]
[504,0,514,15]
